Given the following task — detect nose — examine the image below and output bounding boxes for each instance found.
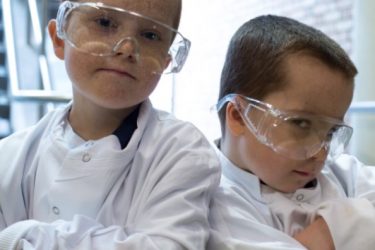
[112,37,140,62]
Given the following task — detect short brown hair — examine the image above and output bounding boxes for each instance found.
[218,15,357,135]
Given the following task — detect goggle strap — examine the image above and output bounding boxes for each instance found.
[56,1,74,39]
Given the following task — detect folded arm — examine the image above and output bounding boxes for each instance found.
[0,147,220,249]
[314,198,375,250]
[293,217,334,250]
[208,187,307,250]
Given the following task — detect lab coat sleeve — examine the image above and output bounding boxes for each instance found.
[0,216,187,249]
[0,209,5,231]
[329,154,375,200]
[0,163,220,249]
[0,129,34,233]
[0,128,221,250]
[313,154,375,250]
[315,198,375,250]
[208,187,307,250]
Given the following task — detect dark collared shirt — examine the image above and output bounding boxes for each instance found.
[112,105,140,149]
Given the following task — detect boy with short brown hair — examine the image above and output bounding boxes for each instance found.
[209,15,375,250]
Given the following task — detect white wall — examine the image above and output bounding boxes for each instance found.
[351,0,375,164]
[153,0,375,164]
[161,0,357,143]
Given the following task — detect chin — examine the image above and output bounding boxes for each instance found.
[93,94,140,107]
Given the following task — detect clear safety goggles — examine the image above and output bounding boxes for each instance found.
[216,94,353,160]
[56,1,191,74]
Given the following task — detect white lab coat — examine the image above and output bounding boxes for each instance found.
[208,148,375,250]
[0,100,221,250]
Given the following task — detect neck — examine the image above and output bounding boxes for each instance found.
[68,100,138,141]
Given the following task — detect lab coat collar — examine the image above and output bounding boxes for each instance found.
[215,148,265,203]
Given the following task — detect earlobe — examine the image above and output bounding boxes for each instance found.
[226,103,246,136]
[48,19,65,60]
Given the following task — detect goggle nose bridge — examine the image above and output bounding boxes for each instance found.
[112,36,140,61]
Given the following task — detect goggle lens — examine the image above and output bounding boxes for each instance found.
[56,1,190,74]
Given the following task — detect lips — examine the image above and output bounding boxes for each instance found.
[98,67,137,80]
[293,170,312,177]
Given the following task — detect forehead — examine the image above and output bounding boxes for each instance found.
[77,0,179,26]
[263,53,353,119]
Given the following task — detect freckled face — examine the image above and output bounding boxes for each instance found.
[61,0,180,110]
[232,53,354,193]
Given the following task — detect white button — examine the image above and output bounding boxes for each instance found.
[52,206,60,215]
[82,153,91,162]
[296,194,304,201]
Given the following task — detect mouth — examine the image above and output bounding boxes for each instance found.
[98,68,137,80]
[293,170,313,177]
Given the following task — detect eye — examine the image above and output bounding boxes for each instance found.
[94,17,118,30]
[141,30,162,41]
[289,118,312,130]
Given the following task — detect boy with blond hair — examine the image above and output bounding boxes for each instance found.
[0,1,220,249]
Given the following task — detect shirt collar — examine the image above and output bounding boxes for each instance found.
[112,105,140,149]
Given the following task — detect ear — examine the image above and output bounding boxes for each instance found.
[48,19,65,60]
[226,102,246,137]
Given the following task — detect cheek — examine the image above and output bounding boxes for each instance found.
[238,135,290,177]
[136,72,161,97]
[145,72,161,88]
[236,134,271,171]
[64,50,100,88]
[64,50,87,83]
